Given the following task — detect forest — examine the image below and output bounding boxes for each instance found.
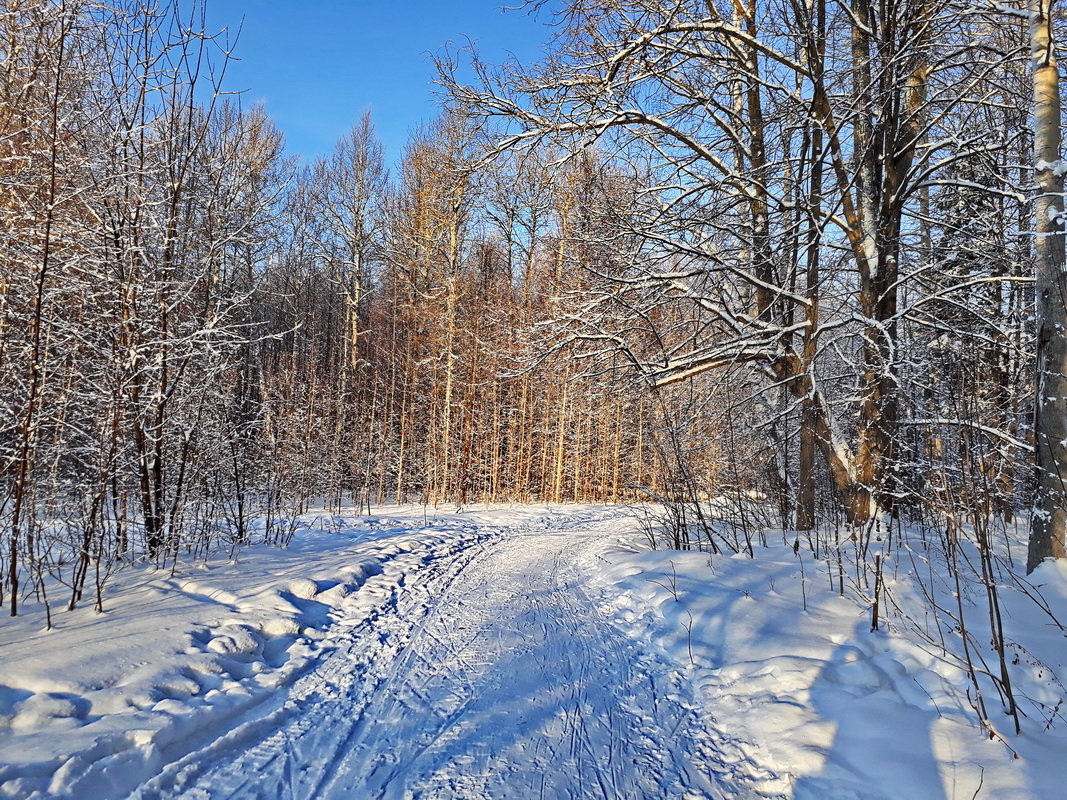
[3,0,1067,754]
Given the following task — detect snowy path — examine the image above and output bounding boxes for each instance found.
[132,514,723,800]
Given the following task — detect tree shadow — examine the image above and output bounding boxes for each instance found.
[792,618,951,800]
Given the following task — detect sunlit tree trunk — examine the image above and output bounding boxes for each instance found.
[1028,0,1067,571]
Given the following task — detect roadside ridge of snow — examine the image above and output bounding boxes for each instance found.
[0,510,495,799]
[584,527,1067,800]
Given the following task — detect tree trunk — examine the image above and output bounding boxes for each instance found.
[1028,0,1067,572]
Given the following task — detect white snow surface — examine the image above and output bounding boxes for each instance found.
[1,505,1065,799]
[589,526,1067,800]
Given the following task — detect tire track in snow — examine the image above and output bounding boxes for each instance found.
[129,526,496,800]
[132,510,727,800]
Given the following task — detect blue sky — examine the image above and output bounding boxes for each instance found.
[204,2,556,165]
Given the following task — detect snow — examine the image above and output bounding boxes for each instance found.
[1,505,1065,798]
[143,508,723,799]
[0,506,500,799]
[1035,158,1067,178]
[587,525,1067,799]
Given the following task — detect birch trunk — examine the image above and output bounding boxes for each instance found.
[1029,0,1067,572]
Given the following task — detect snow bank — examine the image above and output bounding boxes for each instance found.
[584,524,1067,799]
[0,505,499,800]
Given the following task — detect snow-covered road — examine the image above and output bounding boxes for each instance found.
[133,514,722,800]
[7,506,1062,799]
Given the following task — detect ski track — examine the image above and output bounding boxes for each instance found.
[131,510,725,800]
